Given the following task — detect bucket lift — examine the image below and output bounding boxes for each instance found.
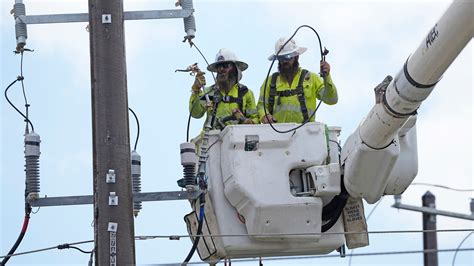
[181,0,473,262]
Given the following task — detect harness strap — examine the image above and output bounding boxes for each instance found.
[297,69,309,121]
[268,69,309,121]
[268,73,279,115]
[210,84,248,113]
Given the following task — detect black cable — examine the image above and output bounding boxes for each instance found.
[452,232,473,266]
[321,173,348,232]
[88,249,94,266]
[183,194,206,264]
[1,203,32,265]
[262,25,329,134]
[57,244,93,254]
[4,77,34,132]
[186,41,217,142]
[128,107,140,151]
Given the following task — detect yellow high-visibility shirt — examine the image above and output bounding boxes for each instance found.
[257,68,338,123]
[189,83,259,129]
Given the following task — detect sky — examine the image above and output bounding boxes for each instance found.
[1,0,472,265]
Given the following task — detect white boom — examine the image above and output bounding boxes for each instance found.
[341,0,473,203]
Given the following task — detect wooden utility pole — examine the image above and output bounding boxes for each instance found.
[422,191,438,266]
[88,0,135,265]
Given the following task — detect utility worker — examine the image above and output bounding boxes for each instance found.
[258,37,338,124]
[190,48,259,129]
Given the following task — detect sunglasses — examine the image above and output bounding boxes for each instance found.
[216,62,233,69]
[277,54,295,62]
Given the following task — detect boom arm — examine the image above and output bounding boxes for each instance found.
[341,0,473,203]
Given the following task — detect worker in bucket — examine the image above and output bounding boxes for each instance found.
[189,48,259,129]
[257,37,338,124]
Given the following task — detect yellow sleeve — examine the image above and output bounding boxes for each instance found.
[257,76,272,121]
[243,89,260,124]
[189,90,206,118]
[315,73,338,105]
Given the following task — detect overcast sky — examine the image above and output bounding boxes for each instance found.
[1,0,472,265]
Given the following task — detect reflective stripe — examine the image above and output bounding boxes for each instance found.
[274,104,301,113]
[274,104,315,115]
[324,97,338,105]
[318,89,338,104]
[245,108,257,115]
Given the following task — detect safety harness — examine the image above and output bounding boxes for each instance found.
[268,69,309,121]
[209,83,248,112]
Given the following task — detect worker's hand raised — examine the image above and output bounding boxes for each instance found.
[261,114,277,124]
[192,73,206,93]
[320,61,331,75]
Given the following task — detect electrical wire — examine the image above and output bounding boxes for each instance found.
[2,51,36,266]
[128,107,140,151]
[4,77,34,132]
[411,182,474,192]
[56,244,94,254]
[31,206,40,214]
[19,52,29,110]
[2,229,473,261]
[175,248,474,265]
[133,228,474,240]
[183,199,205,264]
[0,240,94,260]
[186,41,217,142]
[1,207,31,265]
[262,25,328,134]
[452,232,473,266]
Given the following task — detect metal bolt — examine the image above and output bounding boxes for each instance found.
[102,14,112,24]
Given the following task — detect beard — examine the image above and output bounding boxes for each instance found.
[278,59,299,83]
[216,68,237,93]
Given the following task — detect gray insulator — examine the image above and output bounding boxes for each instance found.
[181,0,196,39]
[131,151,142,215]
[14,2,28,49]
[183,165,195,186]
[24,132,41,198]
[180,142,197,187]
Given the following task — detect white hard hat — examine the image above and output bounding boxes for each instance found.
[268,37,307,61]
[207,48,248,72]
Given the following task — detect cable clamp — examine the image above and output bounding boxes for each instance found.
[57,244,70,250]
[17,76,24,81]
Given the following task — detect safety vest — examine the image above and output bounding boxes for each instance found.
[268,69,310,121]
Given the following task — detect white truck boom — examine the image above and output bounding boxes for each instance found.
[341,0,473,203]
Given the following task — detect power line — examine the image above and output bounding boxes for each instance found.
[2,229,473,260]
[0,240,93,260]
[411,182,474,192]
[135,228,474,240]
[173,248,474,265]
